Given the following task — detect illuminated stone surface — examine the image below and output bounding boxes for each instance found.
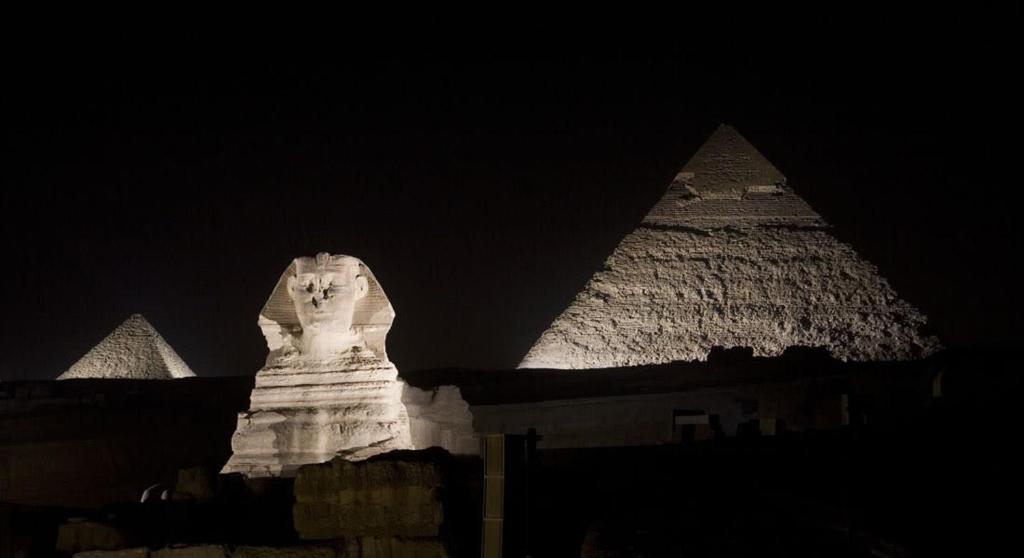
[222,253,412,478]
[402,384,478,455]
[58,314,196,380]
[520,125,942,369]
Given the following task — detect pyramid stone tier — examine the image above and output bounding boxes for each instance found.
[520,125,941,369]
[58,314,196,380]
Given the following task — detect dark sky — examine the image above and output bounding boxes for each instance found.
[3,13,1021,379]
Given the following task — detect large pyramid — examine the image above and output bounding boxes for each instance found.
[58,314,196,379]
[520,125,941,369]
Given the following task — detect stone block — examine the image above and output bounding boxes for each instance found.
[232,546,336,558]
[402,385,477,455]
[74,548,149,558]
[347,537,446,558]
[56,521,130,554]
[152,545,228,558]
[294,449,447,539]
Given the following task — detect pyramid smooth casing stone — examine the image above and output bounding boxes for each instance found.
[58,314,196,380]
[222,254,413,478]
[520,125,942,369]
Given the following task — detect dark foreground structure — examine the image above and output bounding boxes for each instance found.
[1,347,1018,556]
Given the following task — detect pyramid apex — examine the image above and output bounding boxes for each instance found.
[125,313,152,325]
[113,314,163,337]
[679,125,786,197]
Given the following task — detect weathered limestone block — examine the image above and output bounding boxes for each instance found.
[56,521,130,554]
[152,545,228,558]
[74,549,149,558]
[58,314,195,379]
[402,384,478,456]
[223,254,412,478]
[293,449,448,539]
[339,537,447,558]
[521,125,942,369]
[232,547,336,558]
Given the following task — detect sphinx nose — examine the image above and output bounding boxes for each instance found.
[311,290,326,306]
[310,287,330,307]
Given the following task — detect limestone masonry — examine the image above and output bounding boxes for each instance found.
[58,314,196,380]
[222,253,414,477]
[520,125,942,369]
[293,450,448,540]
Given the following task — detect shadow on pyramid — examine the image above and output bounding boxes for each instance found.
[58,314,196,380]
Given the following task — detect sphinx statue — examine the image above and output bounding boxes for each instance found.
[221,253,413,477]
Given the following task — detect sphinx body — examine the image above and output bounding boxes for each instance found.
[221,253,413,478]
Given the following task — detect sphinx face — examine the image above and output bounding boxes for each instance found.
[287,263,368,337]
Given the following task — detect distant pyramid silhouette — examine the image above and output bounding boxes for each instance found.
[520,125,941,369]
[58,314,196,379]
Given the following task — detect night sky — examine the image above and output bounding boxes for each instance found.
[3,14,1020,380]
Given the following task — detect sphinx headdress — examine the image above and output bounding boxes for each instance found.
[258,253,395,359]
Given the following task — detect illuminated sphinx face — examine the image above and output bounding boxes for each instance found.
[286,253,369,353]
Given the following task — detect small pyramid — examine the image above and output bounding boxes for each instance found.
[520,125,941,369]
[58,314,197,380]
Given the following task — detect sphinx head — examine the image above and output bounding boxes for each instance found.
[287,253,368,338]
[259,252,395,360]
